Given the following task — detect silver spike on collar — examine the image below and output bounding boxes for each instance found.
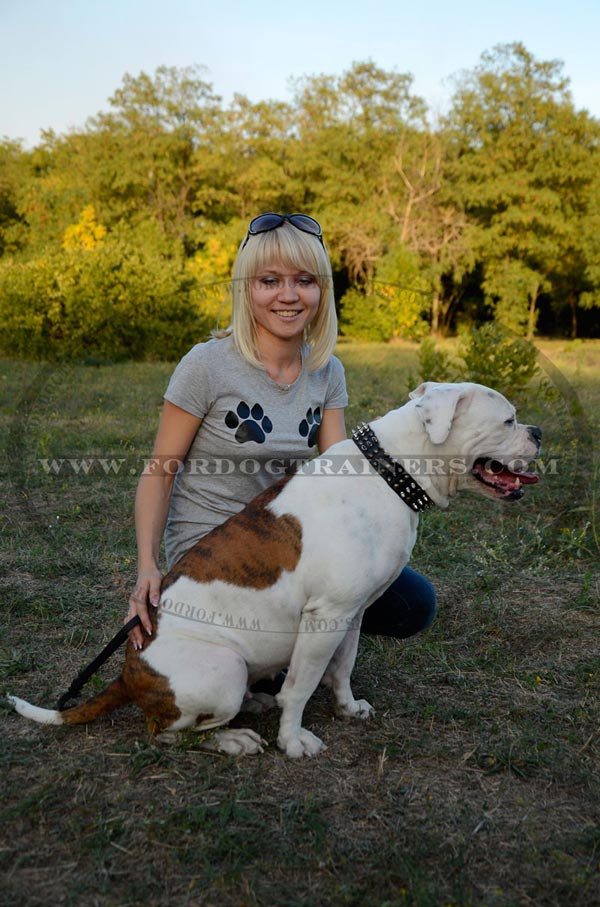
[351,423,436,513]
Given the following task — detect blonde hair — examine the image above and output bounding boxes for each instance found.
[216,220,338,372]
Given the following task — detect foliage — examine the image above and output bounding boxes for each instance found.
[340,244,431,340]
[185,222,240,328]
[0,139,28,255]
[0,48,600,361]
[409,323,542,401]
[0,229,210,361]
[445,42,600,338]
[62,205,107,251]
[457,323,541,398]
[408,336,454,387]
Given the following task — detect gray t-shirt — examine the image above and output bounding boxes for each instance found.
[163,334,348,567]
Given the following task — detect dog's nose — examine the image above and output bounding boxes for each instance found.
[528,426,542,446]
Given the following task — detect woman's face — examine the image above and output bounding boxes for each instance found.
[249,261,321,345]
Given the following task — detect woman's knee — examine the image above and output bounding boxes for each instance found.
[362,566,436,638]
[407,569,436,631]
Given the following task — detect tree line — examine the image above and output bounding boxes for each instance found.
[1,42,599,361]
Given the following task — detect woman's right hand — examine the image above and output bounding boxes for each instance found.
[127,565,163,650]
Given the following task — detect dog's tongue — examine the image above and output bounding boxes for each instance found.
[488,461,539,484]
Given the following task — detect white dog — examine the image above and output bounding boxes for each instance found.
[8,382,541,758]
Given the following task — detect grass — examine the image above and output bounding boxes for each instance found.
[1,338,599,907]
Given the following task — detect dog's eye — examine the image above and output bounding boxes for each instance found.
[504,417,515,426]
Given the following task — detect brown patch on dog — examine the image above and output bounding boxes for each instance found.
[59,644,184,735]
[60,676,130,725]
[57,476,299,735]
[162,473,302,592]
[122,643,182,735]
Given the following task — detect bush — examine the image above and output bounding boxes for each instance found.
[457,323,540,399]
[0,235,213,362]
[408,323,543,402]
[340,284,430,341]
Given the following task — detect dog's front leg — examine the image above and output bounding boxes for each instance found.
[320,616,373,720]
[276,610,348,758]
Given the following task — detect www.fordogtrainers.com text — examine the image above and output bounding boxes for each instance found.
[37,454,558,478]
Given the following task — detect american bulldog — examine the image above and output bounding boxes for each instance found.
[9,382,541,758]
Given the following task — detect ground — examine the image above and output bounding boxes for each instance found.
[1,339,599,906]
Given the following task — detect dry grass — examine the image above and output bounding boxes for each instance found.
[1,340,599,907]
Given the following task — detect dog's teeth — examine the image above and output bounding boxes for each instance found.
[514,477,521,489]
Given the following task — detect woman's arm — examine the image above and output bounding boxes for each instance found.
[127,401,202,648]
[317,407,347,453]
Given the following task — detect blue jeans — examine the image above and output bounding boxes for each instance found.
[360,566,436,639]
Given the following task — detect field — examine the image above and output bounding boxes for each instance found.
[1,339,599,907]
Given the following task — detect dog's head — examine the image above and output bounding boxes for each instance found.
[408,381,541,502]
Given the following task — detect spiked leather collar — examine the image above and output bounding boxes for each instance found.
[351,423,436,514]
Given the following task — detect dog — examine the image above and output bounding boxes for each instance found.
[8,382,541,758]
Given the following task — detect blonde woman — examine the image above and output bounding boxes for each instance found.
[128,213,435,655]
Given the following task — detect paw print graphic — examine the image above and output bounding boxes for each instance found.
[225,402,273,444]
[299,407,322,448]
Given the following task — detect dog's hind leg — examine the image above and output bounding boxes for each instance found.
[142,639,266,754]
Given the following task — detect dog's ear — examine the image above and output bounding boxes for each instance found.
[409,382,466,445]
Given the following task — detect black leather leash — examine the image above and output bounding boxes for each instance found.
[55,616,141,711]
[351,423,436,513]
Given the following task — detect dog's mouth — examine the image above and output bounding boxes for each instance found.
[471,458,539,500]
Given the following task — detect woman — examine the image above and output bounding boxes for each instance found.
[127,213,435,652]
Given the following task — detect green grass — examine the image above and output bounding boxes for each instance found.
[1,339,599,907]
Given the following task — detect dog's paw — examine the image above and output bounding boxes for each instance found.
[278,728,327,759]
[335,698,374,720]
[207,728,267,756]
[240,692,277,714]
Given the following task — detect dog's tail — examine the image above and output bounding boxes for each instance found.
[7,676,130,726]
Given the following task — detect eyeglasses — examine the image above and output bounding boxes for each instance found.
[251,273,320,291]
[241,213,324,250]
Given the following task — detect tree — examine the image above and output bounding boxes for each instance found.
[578,171,600,330]
[1,54,599,360]
[381,127,474,334]
[293,63,471,334]
[290,62,427,281]
[218,95,298,222]
[445,42,600,337]
[9,131,94,255]
[0,139,29,256]
[87,65,224,242]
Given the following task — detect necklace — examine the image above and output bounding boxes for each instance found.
[265,348,302,389]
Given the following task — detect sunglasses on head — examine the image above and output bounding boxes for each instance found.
[241,213,324,250]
